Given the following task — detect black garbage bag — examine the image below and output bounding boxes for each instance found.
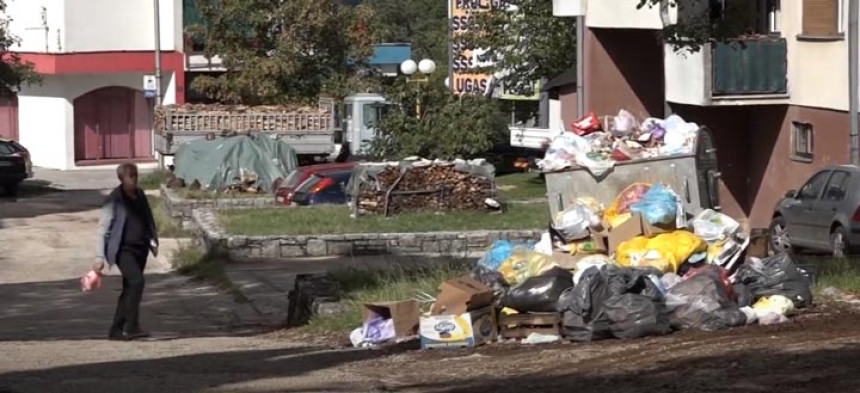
[733,283,754,308]
[666,273,746,332]
[603,293,672,339]
[559,265,670,341]
[502,267,574,313]
[734,253,813,308]
[471,265,510,306]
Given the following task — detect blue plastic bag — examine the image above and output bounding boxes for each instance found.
[478,240,517,270]
[630,183,678,225]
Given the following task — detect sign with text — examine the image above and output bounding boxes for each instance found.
[449,0,509,95]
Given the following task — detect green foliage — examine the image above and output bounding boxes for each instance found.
[369,81,508,161]
[463,0,576,93]
[0,0,41,95]
[188,0,380,104]
[364,0,449,69]
[638,0,760,53]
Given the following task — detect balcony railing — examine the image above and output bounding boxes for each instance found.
[711,38,788,97]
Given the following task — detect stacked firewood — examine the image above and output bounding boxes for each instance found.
[356,165,494,215]
[154,104,331,134]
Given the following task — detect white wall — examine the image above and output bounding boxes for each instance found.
[586,0,673,30]
[549,98,562,132]
[6,0,183,54]
[781,0,850,112]
[18,77,72,169]
[64,0,182,52]
[6,0,65,52]
[664,45,708,106]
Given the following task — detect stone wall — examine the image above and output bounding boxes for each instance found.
[161,185,274,229]
[192,208,544,259]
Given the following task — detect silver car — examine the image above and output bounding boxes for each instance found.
[770,165,860,257]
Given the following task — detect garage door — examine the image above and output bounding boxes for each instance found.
[0,95,18,140]
[74,86,152,162]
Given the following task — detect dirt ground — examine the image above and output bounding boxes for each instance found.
[346,304,860,393]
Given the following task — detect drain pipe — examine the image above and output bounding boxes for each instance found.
[850,0,859,165]
[154,0,164,169]
[576,15,585,118]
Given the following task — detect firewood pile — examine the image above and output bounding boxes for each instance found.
[154,104,331,135]
[356,164,495,215]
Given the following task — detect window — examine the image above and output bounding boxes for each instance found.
[767,0,781,34]
[798,171,830,200]
[791,121,814,162]
[801,0,842,38]
[823,171,851,201]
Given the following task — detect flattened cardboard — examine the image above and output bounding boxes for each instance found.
[420,306,498,349]
[430,276,494,316]
[604,214,672,253]
[363,300,420,338]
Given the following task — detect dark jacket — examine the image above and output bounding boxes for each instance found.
[95,187,159,266]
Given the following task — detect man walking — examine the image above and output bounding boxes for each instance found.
[93,163,159,341]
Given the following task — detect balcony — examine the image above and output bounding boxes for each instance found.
[665,37,788,106]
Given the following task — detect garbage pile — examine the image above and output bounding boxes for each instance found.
[539,110,700,175]
[348,182,814,350]
[348,158,497,216]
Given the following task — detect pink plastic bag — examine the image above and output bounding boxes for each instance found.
[80,270,102,292]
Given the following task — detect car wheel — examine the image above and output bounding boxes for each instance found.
[769,216,795,254]
[831,226,850,259]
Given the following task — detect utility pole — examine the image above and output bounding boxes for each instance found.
[850,0,859,165]
[576,15,585,118]
[153,0,164,169]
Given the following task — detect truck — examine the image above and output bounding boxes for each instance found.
[154,93,389,164]
[509,120,722,219]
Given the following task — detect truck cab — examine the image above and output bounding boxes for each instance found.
[339,93,389,158]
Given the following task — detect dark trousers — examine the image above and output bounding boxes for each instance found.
[110,246,148,334]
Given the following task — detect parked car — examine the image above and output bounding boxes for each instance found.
[0,138,32,196]
[274,162,356,206]
[770,165,860,257]
[291,170,353,206]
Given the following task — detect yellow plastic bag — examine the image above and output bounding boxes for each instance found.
[604,183,652,228]
[753,295,795,316]
[498,247,559,286]
[615,231,707,273]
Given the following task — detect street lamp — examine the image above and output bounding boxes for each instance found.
[400,58,436,118]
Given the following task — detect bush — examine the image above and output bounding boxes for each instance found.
[369,82,509,160]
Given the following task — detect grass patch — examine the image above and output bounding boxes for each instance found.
[301,260,471,334]
[173,189,268,200]
[148,195,191,238]
[496,172,546,201]
[219,203,549,236]
[808,257,860,294]
[139,170,172,191]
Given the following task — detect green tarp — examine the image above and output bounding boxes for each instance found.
[174,135,298,192]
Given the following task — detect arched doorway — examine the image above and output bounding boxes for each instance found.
[74,86,152,163]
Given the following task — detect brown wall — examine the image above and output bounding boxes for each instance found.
[584,28,665,119]
[671,104,851,229]
[557,85,579,129]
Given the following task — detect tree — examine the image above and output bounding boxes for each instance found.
[463,0,577,94]
[188,0,379,105]
[638,0,759,52]
[370,81,508,160]
[0,0,40,96]
[364,0,448,68]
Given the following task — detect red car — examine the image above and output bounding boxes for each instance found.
[275,162,357,206]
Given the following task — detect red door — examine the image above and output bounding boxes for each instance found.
[0,95,18,140]
[74,87,152,162]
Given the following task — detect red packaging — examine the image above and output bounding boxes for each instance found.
[571,111,602,136]
[683,264,734,300]
[80,270,103,292]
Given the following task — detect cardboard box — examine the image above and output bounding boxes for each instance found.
[420,306,498,349]
[431,276,494,315]
[603,214,672,253]
[362,300,420,338]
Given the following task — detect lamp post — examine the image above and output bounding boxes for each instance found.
[400,59,436,118]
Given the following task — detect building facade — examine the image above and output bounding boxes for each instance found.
[558,0,854,230]
[2,0,186,170]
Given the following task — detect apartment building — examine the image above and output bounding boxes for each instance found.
[1,0,185,170]
[558,0,853,230]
